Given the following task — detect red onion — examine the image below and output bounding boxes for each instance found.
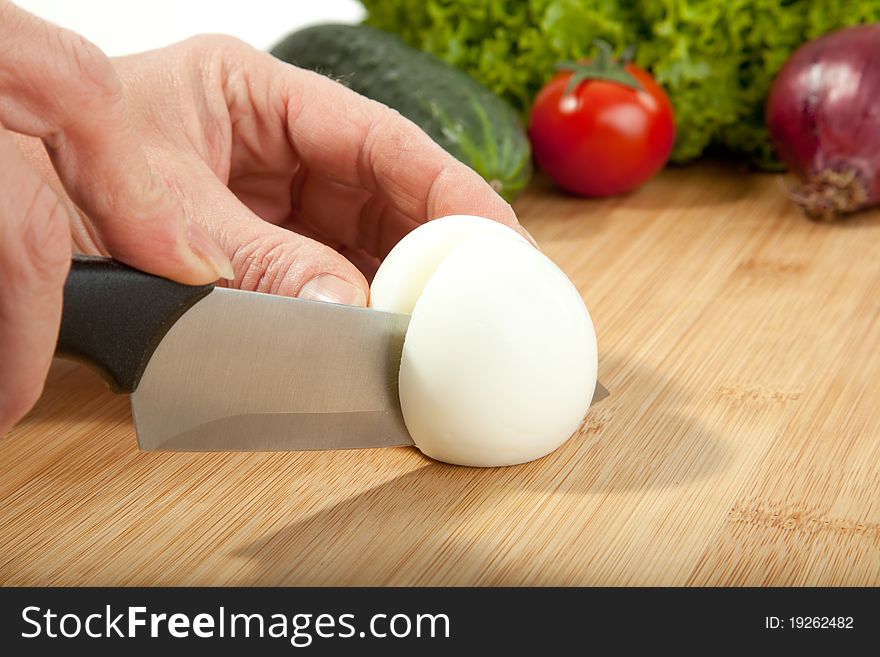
[766,24,880,219]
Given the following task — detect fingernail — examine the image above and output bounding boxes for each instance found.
[299,275,367,307]
[186,221,234,281]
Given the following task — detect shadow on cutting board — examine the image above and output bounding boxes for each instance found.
[233,357,733,585]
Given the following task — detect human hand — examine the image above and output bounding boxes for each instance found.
[99,34,528,297]
[1,9,529,435]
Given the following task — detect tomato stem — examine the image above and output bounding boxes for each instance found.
[556,40,642,96]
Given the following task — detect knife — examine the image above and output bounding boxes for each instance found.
[56,256,608,452]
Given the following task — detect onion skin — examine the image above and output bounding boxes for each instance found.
[767,24,880,220]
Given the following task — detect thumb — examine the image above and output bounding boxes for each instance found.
[174,167,368,305]
[0,126,71,435]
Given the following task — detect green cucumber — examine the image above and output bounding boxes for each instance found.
[271,24,532,202]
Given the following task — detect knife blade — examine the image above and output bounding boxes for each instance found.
[56,256,608,452]
[133,285,412,451]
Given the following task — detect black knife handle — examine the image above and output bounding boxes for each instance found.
[56,256,215,394]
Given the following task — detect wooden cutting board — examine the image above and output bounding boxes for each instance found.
[3,164,879,586]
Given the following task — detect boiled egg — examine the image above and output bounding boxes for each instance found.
[370,215,597,467]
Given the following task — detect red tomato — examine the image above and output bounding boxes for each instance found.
[528,63,676,197]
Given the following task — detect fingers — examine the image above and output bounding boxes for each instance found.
[0,2,231,285]
[232,221,368,307]
[274,65,521,224]
[283,81,538,253]
[171,158,369,305]
[0,126,72,436]
[212,40,534,249]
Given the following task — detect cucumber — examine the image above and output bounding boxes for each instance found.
[271,24,532,202]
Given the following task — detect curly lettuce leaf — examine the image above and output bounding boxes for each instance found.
[362,0,880,168]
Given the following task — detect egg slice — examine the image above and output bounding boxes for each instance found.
[370,215,598,467]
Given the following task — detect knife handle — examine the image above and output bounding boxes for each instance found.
[56,256,215,394]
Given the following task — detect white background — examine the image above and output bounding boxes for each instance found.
[14,0,364,56]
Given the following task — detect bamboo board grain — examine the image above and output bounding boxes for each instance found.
[2,163,879,586]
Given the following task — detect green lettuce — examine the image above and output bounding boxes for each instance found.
[362,0,880,168]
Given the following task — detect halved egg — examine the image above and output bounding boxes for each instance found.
[370,215,597,467]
